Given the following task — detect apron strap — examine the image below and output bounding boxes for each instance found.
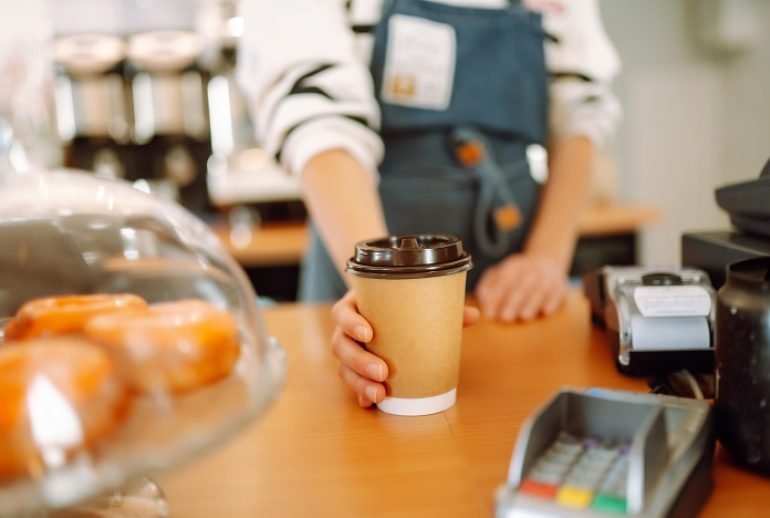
[447,126,523,258]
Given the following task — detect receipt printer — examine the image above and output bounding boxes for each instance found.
[584,267,715,375]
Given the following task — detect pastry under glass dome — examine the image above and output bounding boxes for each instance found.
[0,170,286,516]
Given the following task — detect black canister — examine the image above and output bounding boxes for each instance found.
[716,256,770,475]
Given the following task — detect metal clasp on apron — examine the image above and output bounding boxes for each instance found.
[448,126,522,258]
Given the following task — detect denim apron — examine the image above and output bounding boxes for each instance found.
[299,0,548,302]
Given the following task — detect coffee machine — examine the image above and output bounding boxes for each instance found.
[49,0,303,218]
[682,158,770,288]
[681,158,770,474]
[197,0,305,221]
[50,0,213,213]
[126,29,212,211]
[52,33,133,180]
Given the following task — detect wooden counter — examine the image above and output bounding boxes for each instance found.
[161,293,769,517]
[211,203,661,267]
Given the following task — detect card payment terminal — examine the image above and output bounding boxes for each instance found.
[496,389,714,518]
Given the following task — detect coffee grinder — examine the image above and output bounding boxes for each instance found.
[127,29,212,212]
[52,33,133,180]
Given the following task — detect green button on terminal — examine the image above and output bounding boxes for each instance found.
[591,493,627,514]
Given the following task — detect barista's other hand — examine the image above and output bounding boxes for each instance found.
[331,290,480,408]
[475,253,568,323]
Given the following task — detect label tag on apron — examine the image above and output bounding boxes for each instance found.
[381,14,456,111]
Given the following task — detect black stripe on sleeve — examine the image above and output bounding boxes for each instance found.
[291,63,336,92]
[275,114,372,164]
[264,63,337,138]
[544,32,559,44]
[351,24,375,34]
[288,85,335,100]
[550,71,595,83]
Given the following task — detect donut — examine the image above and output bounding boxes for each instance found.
[4,294,148,341]
[84,300,240,394]
[0,338,130,481]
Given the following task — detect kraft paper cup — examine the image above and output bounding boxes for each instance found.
[347,235,472,416]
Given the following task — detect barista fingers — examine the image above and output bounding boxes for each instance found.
[240,0,621,406]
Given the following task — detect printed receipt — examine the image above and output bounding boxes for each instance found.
[633,286,712,318]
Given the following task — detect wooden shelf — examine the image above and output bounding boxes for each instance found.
[211,202,662,267]
[209,221,309,267]
[578,202,662,237]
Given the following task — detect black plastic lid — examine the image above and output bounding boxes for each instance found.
[346,234,472,279]
[726,256,770,292]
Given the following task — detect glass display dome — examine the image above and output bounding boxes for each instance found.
[0,169,286,515]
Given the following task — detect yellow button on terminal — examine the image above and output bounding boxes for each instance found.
[556,486,594,509]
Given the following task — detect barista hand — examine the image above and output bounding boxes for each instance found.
[475,252,568,323]
[331,290,481,408]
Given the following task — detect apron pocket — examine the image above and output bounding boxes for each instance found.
[379,165,478,242]
[378,158,540,250]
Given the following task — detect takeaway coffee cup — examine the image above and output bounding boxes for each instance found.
[346,234,472,416]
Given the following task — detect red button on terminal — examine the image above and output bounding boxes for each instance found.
[519,479,558,499]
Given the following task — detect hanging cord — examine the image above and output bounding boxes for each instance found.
[647,369,713,400]
[447,126,522,258]
[679,370,704,400]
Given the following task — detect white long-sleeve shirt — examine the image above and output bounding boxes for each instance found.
[237,0,621,178]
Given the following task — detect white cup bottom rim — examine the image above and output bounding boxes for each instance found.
[377,388,457,416]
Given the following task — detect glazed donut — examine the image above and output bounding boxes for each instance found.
[4,294,148,341]
[84,299,240,394]
[0,338,130,481]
